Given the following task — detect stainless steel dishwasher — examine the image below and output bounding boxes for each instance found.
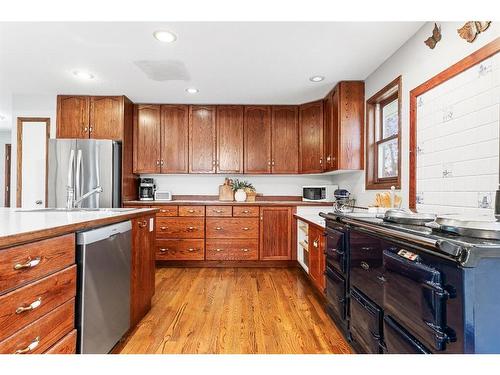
[76,220,132,354]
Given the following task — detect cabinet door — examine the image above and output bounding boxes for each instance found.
[161,105,189,173]
[299,100,324,173]
[134,105,161,173]
[89,96,123,140]
[338,81,364,170]
[189,106,216,173]
[271,106,299,173]
[244,106,271,174]
[309,225,326,293]
[216,105,243,173]
[130,215,155,327]
[259,207,293,260]
[323,89,338,171]
[56,95,90,138]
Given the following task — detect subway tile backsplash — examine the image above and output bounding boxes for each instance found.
[416,53,499,216]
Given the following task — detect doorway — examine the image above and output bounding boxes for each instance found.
[16,117,50,208]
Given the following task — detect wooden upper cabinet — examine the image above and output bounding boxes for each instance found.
[133,105,161,174]
[89,96,124,140]
[271,106,299,174]
[56,96,90,138]
[299,100,324,173]
[189,106,216,173]
[323,81,364,171]
[244,106,271,174]
[337,81,364,170]
[259,207,293,260]
[161,105,189,173]
[216,105,244,174]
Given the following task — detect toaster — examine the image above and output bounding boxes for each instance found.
[154,191,172,201]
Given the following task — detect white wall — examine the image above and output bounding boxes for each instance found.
[144,174,339,197]
[331,22,500,209]
[9,94,56,205]
[0,130,11,206]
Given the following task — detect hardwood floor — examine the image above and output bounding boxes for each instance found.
[119,267,352,354]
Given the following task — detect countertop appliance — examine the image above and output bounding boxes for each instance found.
[302,185,338,202]
[139,178,155,201]
[154,190,172,201]
[48,139,121,208]
[321,211,500,354]
[76,221,131,354]
[333,189,355,213]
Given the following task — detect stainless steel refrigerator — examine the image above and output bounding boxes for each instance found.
[48,139,121,208]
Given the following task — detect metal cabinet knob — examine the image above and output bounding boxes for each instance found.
[360,261,370,270]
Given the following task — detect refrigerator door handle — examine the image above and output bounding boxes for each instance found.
[66,149,75,209]
[95,146,100,208]
[76,149,82,207]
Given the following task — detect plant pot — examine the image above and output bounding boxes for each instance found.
[234,189,247,202]
[245,190,257,202]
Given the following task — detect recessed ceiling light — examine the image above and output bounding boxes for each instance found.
[185,88,199,94]
[153,30,177,43]
[73,70,95,80]
[309,75,325,82]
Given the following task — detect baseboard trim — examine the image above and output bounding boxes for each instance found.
[155,260,300,268]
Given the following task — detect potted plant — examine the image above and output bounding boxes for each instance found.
[232,179,255,202]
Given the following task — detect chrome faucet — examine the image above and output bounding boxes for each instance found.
[74,186,103,208]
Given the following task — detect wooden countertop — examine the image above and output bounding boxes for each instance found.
[0,207,159,249]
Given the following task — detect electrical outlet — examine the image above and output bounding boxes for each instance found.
[477,192,492,209]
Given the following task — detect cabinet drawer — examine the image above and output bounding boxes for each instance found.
[206,218,259,239]
[156,239,205,260]
[206,239,259,260]
[0,266,76,341]
[156,206,178,217]
[0,298,74,354]
[232,206,259,217]
[178,206,205,217]
[0,234,75,295]
[156,218,205,239]
[44,329,77,354]
[206,206,232,217]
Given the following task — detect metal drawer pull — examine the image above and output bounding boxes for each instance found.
[160,209,167,213]
[187,226,195,231]
[16,297,42,314]
[215,248,223,252]
[243,210,250,213]
[360,261,370,270]
[14,257,41,270]
[188,248,197,252]
[313,239,319,248]
[15,337,40,354]
[138,221,148,228]
[361,247,374,251]
[188,209,195,213]
[215,227,223,230]
[214,209,223,213]
[160,226,167,230]
[242,227,250,231]
[159,248,168,253]
[241,248,249,252]
[377,275,387,283]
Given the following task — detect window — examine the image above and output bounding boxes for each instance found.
[365,76,401,190]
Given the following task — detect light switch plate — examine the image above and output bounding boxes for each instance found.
[149,218,154,232]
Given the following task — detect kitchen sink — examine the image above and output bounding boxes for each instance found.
[15,208,136,213]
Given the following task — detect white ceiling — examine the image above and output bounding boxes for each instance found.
[0,22,423,108]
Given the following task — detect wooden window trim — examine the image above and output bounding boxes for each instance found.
[409,37,500,209]
[365,76,402,190]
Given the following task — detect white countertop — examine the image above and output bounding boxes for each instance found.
[0,207,156,247]
[295,214,326,228]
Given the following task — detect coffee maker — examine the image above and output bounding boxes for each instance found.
[138,178,156,201]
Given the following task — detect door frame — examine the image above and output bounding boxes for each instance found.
[4,144,11,207]
[16,117,50,208]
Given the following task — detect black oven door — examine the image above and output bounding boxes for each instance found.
[383,316,431,354]
[325,266,346,322]
[350,287,382,354]
[325,227,346,274]
[383,249,450,351]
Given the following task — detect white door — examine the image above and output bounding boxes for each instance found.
[21,121,47,208]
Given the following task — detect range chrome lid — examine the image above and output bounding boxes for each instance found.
[431,214,500,240]
[379,208,436,226]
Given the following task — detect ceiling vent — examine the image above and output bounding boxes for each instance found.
[133,60,190,81]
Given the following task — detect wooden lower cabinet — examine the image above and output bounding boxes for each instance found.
[45,329,77,354]
[156,239,205,260]
[157,217,205,239]
[206,217,259,239]
[259,207,294,260]
[308,225,326,293]
[206,239,259,260]
[130,215,156,328]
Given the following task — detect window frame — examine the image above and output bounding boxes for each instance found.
[365,76,402,190]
